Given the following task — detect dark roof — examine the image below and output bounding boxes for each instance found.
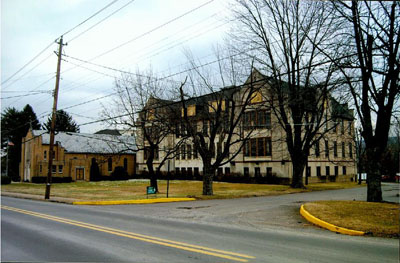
[95,129,122,136]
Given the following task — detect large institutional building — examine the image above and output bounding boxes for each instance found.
[136,70,357,184]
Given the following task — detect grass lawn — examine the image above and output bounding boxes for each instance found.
[304,201,400,238]
[2,179,364,201]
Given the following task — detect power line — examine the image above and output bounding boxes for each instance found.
[62,0,120,37]
[88,0,215,61]
[68,0,136,43]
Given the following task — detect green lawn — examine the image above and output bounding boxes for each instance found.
[2,180,365,201]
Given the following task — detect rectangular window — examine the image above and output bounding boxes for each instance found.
[348,121,352,135]
[250,138,257,157]
[265,112,271,129]
[343,166,347,175]
[181,145,186,160]
[244,140,250,157]
[326,166,330,176]
[325,140,329,158]
[349,143,353,158]
[39,165,42,173]
[257,111,265,127]
[187,144,192,160]
[52,165,56,173]
[255,167,261,177]
[258,138,265,157]
[175,168,180,175]
[58,165,63,173]
[267,167,273,177]
[316,166,321,177]
[335,166,339,176]
[181,167,186,176]
[334,141,338,157]
[225,167,230,175]
[194,167,199,176]
[266,137,272,156]
[342,142,346,158]
[250,111,256,127]
[315,141,320,157]
[187,167,193,177]
[44,151,47,160]
[176,123,180,138]
[244,167,249,177]
[52,150,56,160]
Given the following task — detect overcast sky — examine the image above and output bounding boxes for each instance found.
[1,0,231,133]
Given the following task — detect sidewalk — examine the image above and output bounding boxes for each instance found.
[1,191,75,204]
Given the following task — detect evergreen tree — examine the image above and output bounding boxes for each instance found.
[44,110,80,133]
[1,104,41,180]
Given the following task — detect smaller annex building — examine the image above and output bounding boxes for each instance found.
[20,130,137,182]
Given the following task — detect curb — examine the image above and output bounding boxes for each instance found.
[73,198,196,205]
[300,204,365,236]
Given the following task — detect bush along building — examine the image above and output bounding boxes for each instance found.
[20,130,137,183]
[136,70,357,184]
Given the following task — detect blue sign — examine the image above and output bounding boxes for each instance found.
[147,186,156,194]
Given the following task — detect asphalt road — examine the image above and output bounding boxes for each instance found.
[1,184,399,262]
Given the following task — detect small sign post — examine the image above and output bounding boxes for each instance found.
[146,186,156,199]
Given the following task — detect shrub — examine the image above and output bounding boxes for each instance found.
[1,175,11,185]
[31,176,72,183]
[111,166,129,180]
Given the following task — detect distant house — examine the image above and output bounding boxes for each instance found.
[20,130,137,182]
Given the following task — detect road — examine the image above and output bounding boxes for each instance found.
[1,184,399,262]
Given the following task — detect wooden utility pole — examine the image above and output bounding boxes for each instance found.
[45,36,65,199]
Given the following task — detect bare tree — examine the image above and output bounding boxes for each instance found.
[329,1,400,202]
[176,49,258,195]
[102,69,179,192]
[231,0,348,188]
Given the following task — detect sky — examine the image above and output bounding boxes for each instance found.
[1,0,231,133]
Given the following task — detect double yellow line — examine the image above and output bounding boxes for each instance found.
[1,205,255,262]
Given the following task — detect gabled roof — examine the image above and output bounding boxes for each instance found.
[32,130,137,154]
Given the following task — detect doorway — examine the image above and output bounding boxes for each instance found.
[76,167,85,181]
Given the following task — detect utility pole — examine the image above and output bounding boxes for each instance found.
[45,36,65,200]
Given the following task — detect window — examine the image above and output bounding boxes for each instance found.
[342,142,346,158]
[108,158,112,172]
[325,166,330,176]
[194,167,199,176]
[255,167,261,177]
[334,141,338,157]
[348,121,352,135]
[52,165,56,173]
[335,166,339,176]
[181,145,186,160]
[225,167,230,175]
[343,166,347,175]
[124,158,128,171]
[325,140,329,158]
[315,141,320,157]
[316,166,321,177]
[187,167,193,177]
[44,151,47,160]
[52,150,56,160]
[244,110,271,130]
[244,167,249,177]
[175,168,180,174]
[244,137,272,157]
[349,143,353,159]
[187,145,192,160]
[193,147,198,159]
[181,167,186,176]
[39,165,42,173]
[58,165,63,173]
[267,167,273,177]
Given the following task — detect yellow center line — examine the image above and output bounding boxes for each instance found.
[1,205,255,262]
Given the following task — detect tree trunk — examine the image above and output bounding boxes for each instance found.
[146,156,158,193]
[365,149,382,202]
[202,165,214,195]
[291,154,306,188]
